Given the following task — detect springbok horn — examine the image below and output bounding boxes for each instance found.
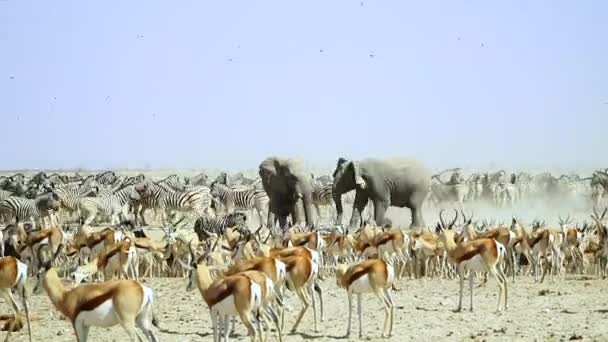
[450,209,459,228]
[439,209,447,229]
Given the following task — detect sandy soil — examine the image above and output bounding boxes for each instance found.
[2,271,608,341]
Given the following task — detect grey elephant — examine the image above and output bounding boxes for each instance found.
[332,157,431,228]
[259,157,315,229]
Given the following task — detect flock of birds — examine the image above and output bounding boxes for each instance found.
[0,168,607,341]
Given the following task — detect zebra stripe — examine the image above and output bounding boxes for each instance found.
[0,189,11,202]
[135,183,211,225]
[52,185,96,212]
[0,195,58,225]
[95,171,117,185]
[193,212,248,241]
[79,186,138,225]
[210,183,268,225]
[312,184,333,207]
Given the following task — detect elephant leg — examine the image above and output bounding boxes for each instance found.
[350,193,369,228]
[278,215,286,230]
[373,200,390,226]
[409,190,428,228]
[267,210,275,230]
[291,202,303,227]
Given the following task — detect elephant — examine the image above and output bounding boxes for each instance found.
[332,157,431,229]
[259,157,315,229]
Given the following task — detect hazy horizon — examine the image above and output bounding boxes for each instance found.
[1,1,607,171]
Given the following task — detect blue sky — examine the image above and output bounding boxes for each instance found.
[1,0,606,171]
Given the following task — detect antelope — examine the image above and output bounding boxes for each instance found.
[335,258,395,338]
[225,256,287,292]
[282,230,324,251]
[18,226,65,273]
[436,209,508,312]
[131,226,177,277]
[512,219,560,282]
[238,270,283,342]
[33,245,159,342]
[67,227,126,264]
[410,230,442,278]
[269,245,324,325]
[456,214,517,282]
[96,237,138,281]
[323,230,356,266]
[277,253,318,333]
[367,228,410,278]
[0,256,32,342]
[185,240,265,342]
[590,207,608,277]
[558,214,583,275]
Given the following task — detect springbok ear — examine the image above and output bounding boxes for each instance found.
[350,161,366,189]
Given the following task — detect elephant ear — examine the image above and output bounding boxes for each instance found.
[350,161,366,189]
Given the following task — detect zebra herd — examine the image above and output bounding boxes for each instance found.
[0,168,607,233]
[428,169,605,209]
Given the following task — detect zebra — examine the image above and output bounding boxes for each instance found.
[193,212,248,242]
[184,172,208,186]
[209,181,269,227]
[0,193,61,227]
[79,185,140,225]
[311,183,334,222]
[51,184,98,222]
[157,174,185,191]
[134,182,212,226]
[0,189,11,202]
[95,170,117,185]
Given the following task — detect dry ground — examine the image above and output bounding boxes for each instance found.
[2,268,608,341]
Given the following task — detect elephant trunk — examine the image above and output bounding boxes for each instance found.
[301,190,314,229]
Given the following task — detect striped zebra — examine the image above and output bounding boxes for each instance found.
[95,170,117,185]
[0,189,12,222]
[193,212,248,242]
[157,174,185,191]
[52,184,98,222]
[134,182,212,226]
[0,189,11,202]
[209,182,269,227]
[79,185,140,225]
[0,193,60,227]
[184,172,208,186]
[311,183,334,221]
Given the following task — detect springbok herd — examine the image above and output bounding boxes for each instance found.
[0,168,608,341]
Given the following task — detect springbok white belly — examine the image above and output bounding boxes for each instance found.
[349,274,374,294]
[460,254,488,272]
[211,281,262,316]
[76,299,120,328]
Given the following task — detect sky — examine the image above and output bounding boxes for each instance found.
[1,0,607,172]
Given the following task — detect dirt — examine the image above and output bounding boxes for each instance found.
[2,273,608,341]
